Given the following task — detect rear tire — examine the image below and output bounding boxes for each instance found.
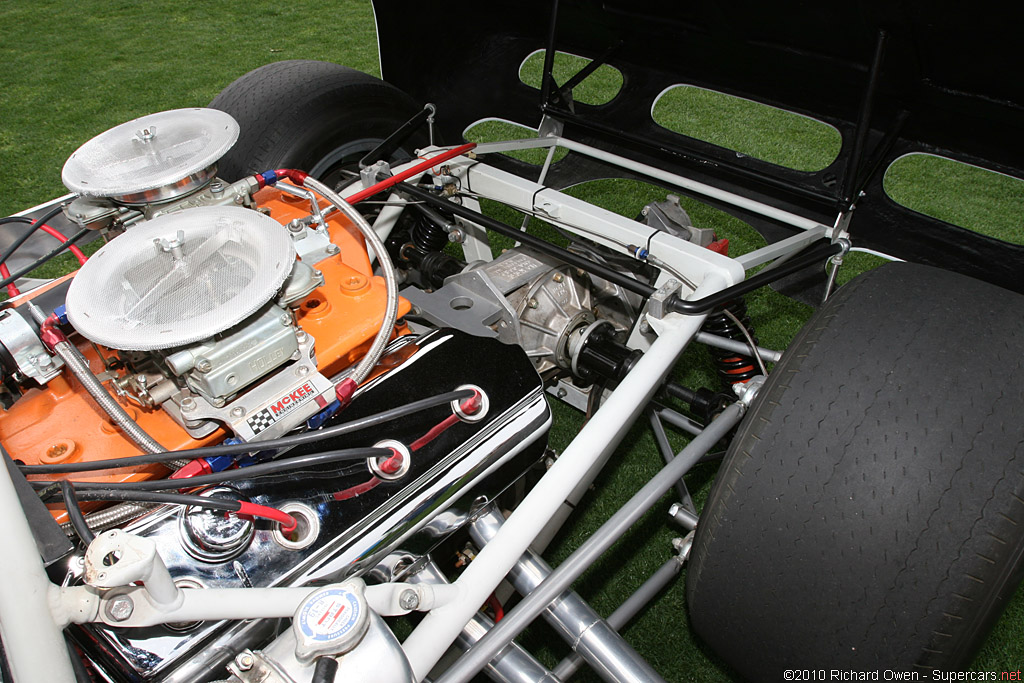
[210,60,429,187]
[687,263,1024,678]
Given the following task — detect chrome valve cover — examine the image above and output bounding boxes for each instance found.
[65,329,551,682]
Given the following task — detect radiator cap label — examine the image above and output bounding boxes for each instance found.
[293,580,369,661]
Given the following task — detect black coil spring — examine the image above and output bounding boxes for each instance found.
[412,217,449,252]
[701,298,760,386]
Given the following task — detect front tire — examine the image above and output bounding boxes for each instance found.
[687,263,1024,678]
[210,60,429,187]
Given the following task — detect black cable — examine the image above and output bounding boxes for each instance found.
[34,447,390,492]
[60,480,95,545]
[22,389,474,474]
[65,634,93,683]
[65,489,244,513]
[0,226,91,291]
[312,656,339,683]
[0,204,66,267]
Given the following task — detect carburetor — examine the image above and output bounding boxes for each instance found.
[64,205,331,440]
[0,108,408,493]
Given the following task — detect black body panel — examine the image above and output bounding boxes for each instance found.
[373,0,1024,293]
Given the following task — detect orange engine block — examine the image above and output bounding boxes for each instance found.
[0,188,410,519]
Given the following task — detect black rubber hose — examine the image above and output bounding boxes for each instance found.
[60,480,95,545]
[34,447,390,492]
[312,656,339,683]
[0,204,67,267]
[22,389,474,474]
[0,227,91,291]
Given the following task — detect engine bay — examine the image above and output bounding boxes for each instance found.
[3,25,1021,677]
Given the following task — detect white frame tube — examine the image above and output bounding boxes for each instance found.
[401,275,727,681]
[0,460,77,681]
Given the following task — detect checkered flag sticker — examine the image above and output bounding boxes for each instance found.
[247,408,275,435]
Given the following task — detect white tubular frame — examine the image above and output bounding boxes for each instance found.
[0,132,838,682]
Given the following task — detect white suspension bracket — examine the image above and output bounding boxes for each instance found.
[84,529,181,609]
[363,581,459,616]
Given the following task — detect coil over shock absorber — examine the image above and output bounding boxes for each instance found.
[702,298,760,386]
[411,215,449,252]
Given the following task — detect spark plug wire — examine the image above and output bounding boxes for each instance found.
[0,207,88,297]
[410,391,483,452]
[21,389,475,475]
[51,487,298,534]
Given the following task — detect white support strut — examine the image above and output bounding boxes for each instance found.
[400,272,730,681]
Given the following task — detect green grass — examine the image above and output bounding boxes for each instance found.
[2,2,1023,681]
[519,50,624,106]
[884,153,1024,245]
[652,86,843,172]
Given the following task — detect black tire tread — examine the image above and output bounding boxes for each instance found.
[209,60,423,181]
[687,263,1024,679]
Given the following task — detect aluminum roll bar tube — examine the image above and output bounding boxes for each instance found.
[434,400,746,683]
[470,509,664,683]
[401,272,732,681]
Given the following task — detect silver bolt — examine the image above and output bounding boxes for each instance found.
[105,595,135,622]
[552,273,564,283]
[234,195,245,205]
[136,374,148,385]
[671,537,686,552]
[180,397,196,413]
[230,406,245,418]
[325,243,340,255]
[398,588,420,611]
[295,330,308,343]
[527,298,539,309]
[447,228,464,243]
[35,354,53,369]
[639,319,652,334]
[212,398,226,408]
[556,387,567,398]
[235,651,255,671]
[287,219,304,233]
[280,314,292,326]
[296,365,310,377]
[641,206,649,216]
[210,182,224,194]
[195,358,212,373]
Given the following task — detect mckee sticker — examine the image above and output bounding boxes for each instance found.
[245,381,317,435]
